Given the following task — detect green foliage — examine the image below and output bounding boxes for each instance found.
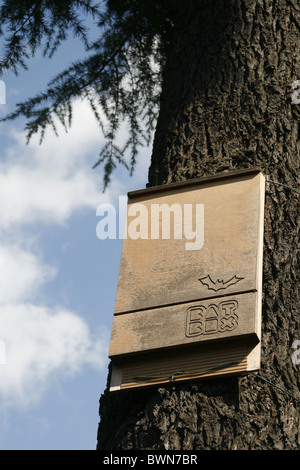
[0,0,99,71]
[0,0,177,187]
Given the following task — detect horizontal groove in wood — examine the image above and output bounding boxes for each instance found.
[121,364,248,389]
[119,342,250,390]
[114,289,257,316]
[121,347,248,374]
[122,359,247,381]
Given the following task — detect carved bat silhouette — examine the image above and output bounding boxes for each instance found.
[198,274,244,292]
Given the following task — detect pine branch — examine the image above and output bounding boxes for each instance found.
[0,0,100,74]
[0,0,177,187]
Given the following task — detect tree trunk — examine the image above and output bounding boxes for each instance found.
[97,0,299,450]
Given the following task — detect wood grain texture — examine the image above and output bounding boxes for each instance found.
[109,169,264,363]
[109,292,261,357]
[110,338,260,391]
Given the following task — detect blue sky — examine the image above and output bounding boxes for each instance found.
[0,28,151,449]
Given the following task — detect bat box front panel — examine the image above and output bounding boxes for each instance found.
[108,168,265,390]
[109,292,260,357]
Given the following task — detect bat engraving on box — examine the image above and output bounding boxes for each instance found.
[198,274,244,292]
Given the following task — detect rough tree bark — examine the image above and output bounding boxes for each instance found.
[97,0,299,450]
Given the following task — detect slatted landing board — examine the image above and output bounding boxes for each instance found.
[109,168,265,391]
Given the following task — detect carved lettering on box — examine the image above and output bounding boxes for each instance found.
[198,274,244,292]
[185,300,239,338]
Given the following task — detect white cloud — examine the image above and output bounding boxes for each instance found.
[0,96,152,411]
[0,162,100,228]
[0,302,109,409]
[0,100,120,410]
[0,237,109,410]
[0,242,56,304]
[0,99,126,231]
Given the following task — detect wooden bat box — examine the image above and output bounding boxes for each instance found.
[108,168,265,391]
